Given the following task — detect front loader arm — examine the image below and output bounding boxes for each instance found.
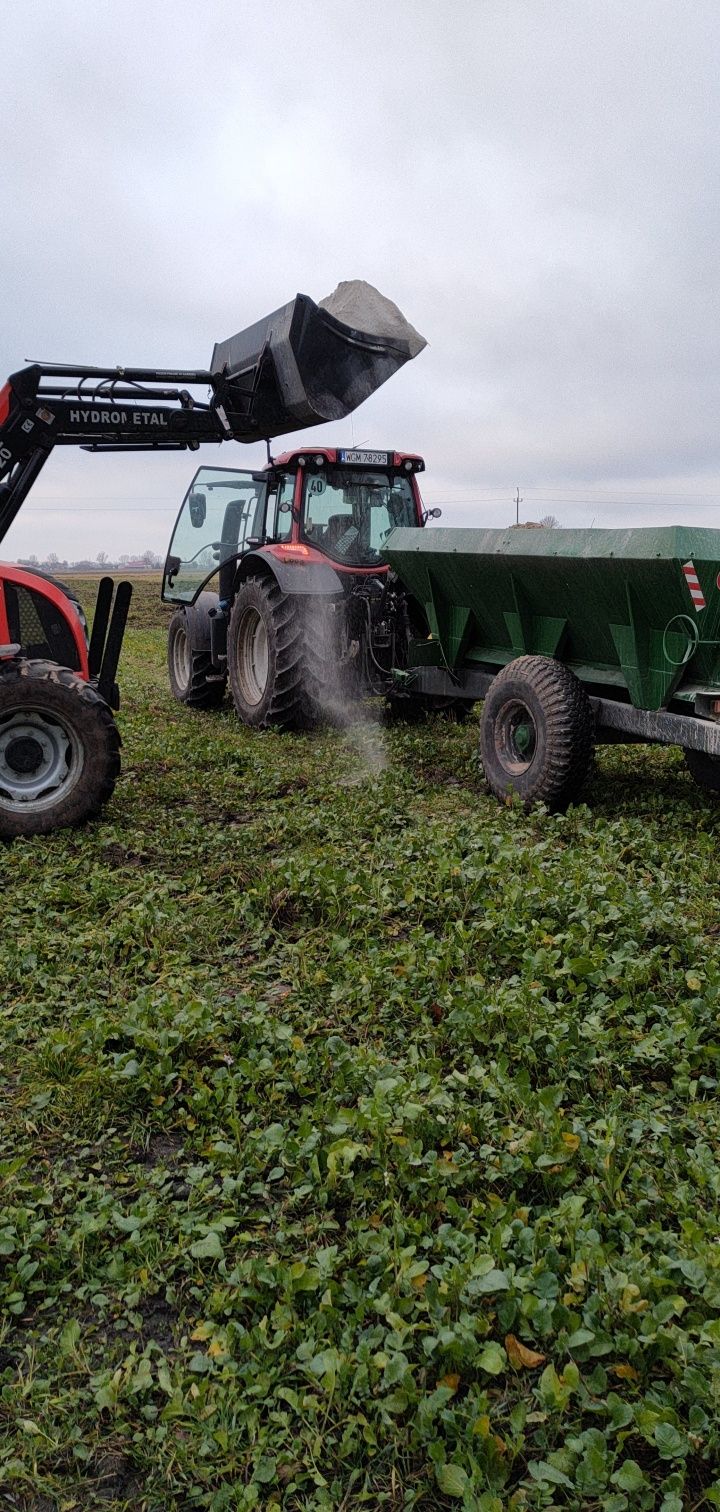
[0,362,247,543]
[0,281,426,546]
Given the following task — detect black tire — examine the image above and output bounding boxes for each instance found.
[227,577,313,730]
[167,607,226,709]
[684,747,720,796]
[0,659,121,839]
[300,597,341,717]
[479,655,593,810]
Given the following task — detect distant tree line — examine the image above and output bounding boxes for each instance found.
[15,550,164,572]
[17,519,563,572]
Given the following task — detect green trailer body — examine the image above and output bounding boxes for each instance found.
[384,524,720,712]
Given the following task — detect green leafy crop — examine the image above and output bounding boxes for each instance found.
[1,578,720,1508]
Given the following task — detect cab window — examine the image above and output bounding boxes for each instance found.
[301,470,416,566]
[162,467,266,603]
[266,474,294,541]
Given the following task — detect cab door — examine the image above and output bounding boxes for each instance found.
[163,467,267,604]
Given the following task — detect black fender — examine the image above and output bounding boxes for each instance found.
[181,590,220,650]
[236,547,345,598]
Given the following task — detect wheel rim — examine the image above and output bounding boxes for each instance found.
[236,607,269,705]
[172,622,191,691]
[494,699,538,774]
[0,707,84,812]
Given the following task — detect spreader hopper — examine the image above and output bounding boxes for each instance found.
[385,524,720,711]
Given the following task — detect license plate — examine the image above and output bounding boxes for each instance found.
[338,449,389,466]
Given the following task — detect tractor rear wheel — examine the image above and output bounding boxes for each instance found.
[228,577,312,730]
[167,604,226,709]
[684,747,720,795]
[0,659,121,839]
[479,655,593,810]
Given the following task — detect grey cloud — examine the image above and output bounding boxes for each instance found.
[3,0,720,557]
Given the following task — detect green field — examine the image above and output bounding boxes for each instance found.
[2,577,720,1510]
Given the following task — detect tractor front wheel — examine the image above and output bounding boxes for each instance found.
[479,655,593,811]
[228,577,311,730]
[167,596,227,709]
[0,659,121,839]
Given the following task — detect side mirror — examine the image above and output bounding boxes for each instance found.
[278,501,292,514]
[422,506,442,523]
[189,491,206,528]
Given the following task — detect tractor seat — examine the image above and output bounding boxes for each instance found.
[324,514,354,549]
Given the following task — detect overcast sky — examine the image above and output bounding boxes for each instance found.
[2,0,720,559]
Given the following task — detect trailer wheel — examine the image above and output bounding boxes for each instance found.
[0,659,121,839]
[228,577,312,730]
[479,655,593,810]
[167,606,226,709]
[684,747,720,796]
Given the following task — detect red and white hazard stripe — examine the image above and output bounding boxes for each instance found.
[682,560,706,613]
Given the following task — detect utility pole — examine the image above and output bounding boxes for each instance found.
[515,486,522,525]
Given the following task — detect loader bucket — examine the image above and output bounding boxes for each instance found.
[384,524,720,711]
[212,280,426,441]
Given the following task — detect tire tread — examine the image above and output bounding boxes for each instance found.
[229,577,315,730]
[480,654,593,809]
[167,611,226,709]
[0,659,121,837]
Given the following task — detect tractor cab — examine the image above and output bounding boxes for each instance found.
[162,445,452,728]
[162,447,429,605]
[294,449,424,567]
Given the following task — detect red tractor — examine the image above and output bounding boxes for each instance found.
[0,559,130,839]
[0,282,425,836]
[162,446,442,727]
